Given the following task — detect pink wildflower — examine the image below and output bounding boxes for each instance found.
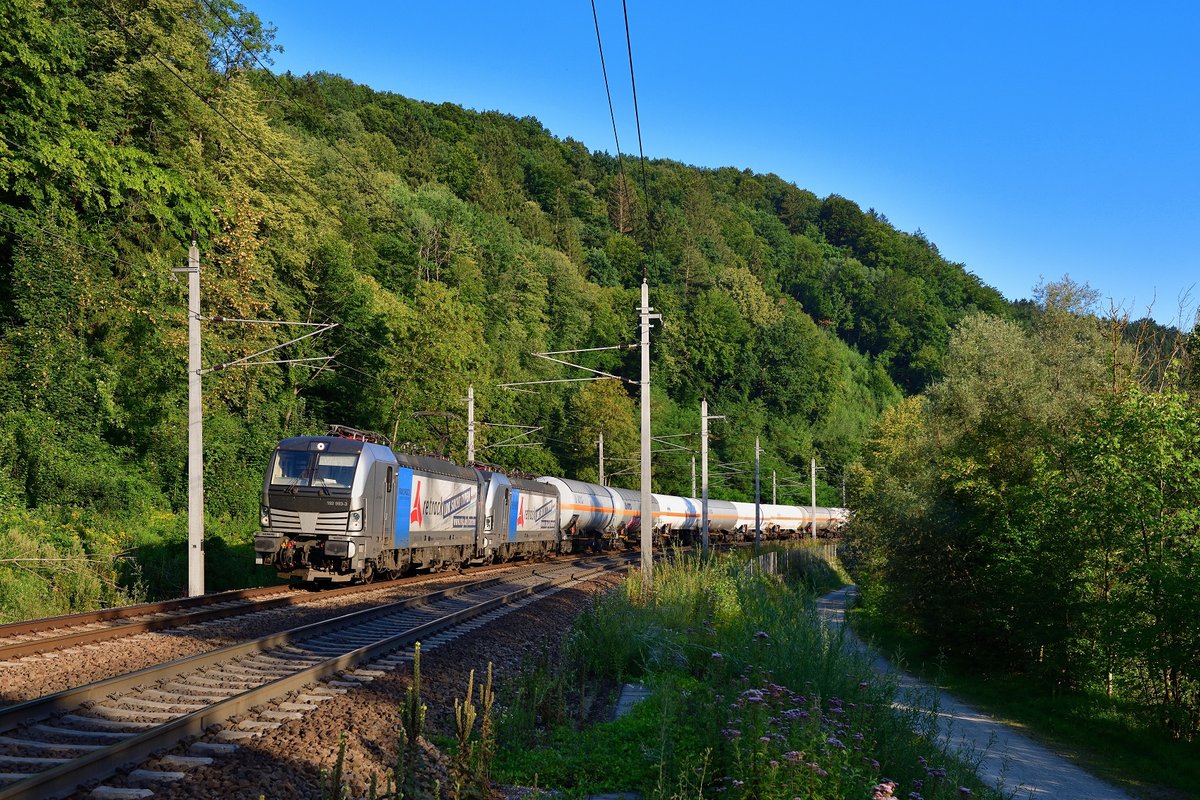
[871,780,898,799]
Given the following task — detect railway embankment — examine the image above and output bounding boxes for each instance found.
[7,545,1130,800]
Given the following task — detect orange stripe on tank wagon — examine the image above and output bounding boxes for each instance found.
[558,502,835,524]
[561,503,637,517]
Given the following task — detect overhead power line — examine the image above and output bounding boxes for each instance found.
[590,0,628,181]
[620,0,656,279]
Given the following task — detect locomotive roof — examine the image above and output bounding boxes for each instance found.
[394,451,481,482]
[471,468,553,494]
[511,476,555,493]
[276,435,371,454]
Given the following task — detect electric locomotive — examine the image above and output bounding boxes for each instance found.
[253,427,560,583]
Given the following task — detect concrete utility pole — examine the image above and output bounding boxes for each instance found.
[187,243,204,596]
[811,457,818,540]
[772,470,777,505]
[691,455,696,500]
[638,280,659,586]
[466,384,475,464]
[754,437,762,551]
[174,242,335,598]
[701,400,709,556]
[598,431,605,485]
[173,243,205,597]
[700,399,724,558]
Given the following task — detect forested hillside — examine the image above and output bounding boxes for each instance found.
[1,0,1002,613]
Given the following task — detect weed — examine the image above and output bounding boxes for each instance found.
[449,662,497,800]
[397,642,427,800]
[507,648,568,745]
[319,731,349,800]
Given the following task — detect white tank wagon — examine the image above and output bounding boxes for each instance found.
[727,502,847,540]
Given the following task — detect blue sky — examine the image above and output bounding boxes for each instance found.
[248,1,1199,327]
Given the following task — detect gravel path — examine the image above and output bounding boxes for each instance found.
[817,586,1136,800]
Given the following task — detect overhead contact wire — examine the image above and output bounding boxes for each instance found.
[620,0,656,281]
[590,0,628,183]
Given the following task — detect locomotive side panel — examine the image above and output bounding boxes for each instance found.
[509,478,559,544]
[392,453,485,570]
[393,468,479,548]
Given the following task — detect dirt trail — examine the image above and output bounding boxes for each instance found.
[817,586,1136,800]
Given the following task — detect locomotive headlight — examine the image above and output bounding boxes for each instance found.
[348,509,364,531]
[325,539,354,558]
[260,505,270,527]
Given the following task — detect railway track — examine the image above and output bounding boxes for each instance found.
[0,556,624,800]
[0,585,300,662]
[0,558,566,663]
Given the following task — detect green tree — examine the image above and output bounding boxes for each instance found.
[1046,386,1200,732]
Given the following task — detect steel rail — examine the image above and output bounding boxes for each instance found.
[0,584,294,639]
[0,560,618,800]
[0,556,586,661]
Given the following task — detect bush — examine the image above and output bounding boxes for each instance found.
[0,506,136,622]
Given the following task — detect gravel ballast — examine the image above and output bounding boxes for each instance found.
[62,572,623,800]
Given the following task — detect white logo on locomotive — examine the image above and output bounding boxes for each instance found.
[421,487,476,529]
[529,499,556,526]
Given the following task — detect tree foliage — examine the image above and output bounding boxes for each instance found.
[847,278,1200,738]
[0,0,1014,609]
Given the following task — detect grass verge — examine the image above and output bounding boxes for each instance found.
[493,543,1007,800]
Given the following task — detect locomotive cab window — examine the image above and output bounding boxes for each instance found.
[270,450,310,486]
[313,454,357,488]
[269,450,358,489]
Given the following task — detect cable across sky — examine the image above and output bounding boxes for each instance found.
[247,0,1200,327]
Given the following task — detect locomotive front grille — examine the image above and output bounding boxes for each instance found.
[268,508,351,534]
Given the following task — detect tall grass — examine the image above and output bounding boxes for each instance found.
[495,544,1004,800]
[0,506,137,622]
[0,502,274,622]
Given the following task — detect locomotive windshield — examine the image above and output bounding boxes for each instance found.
[269,450,358,489]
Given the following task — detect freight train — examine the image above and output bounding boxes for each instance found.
[253,427,848,584]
